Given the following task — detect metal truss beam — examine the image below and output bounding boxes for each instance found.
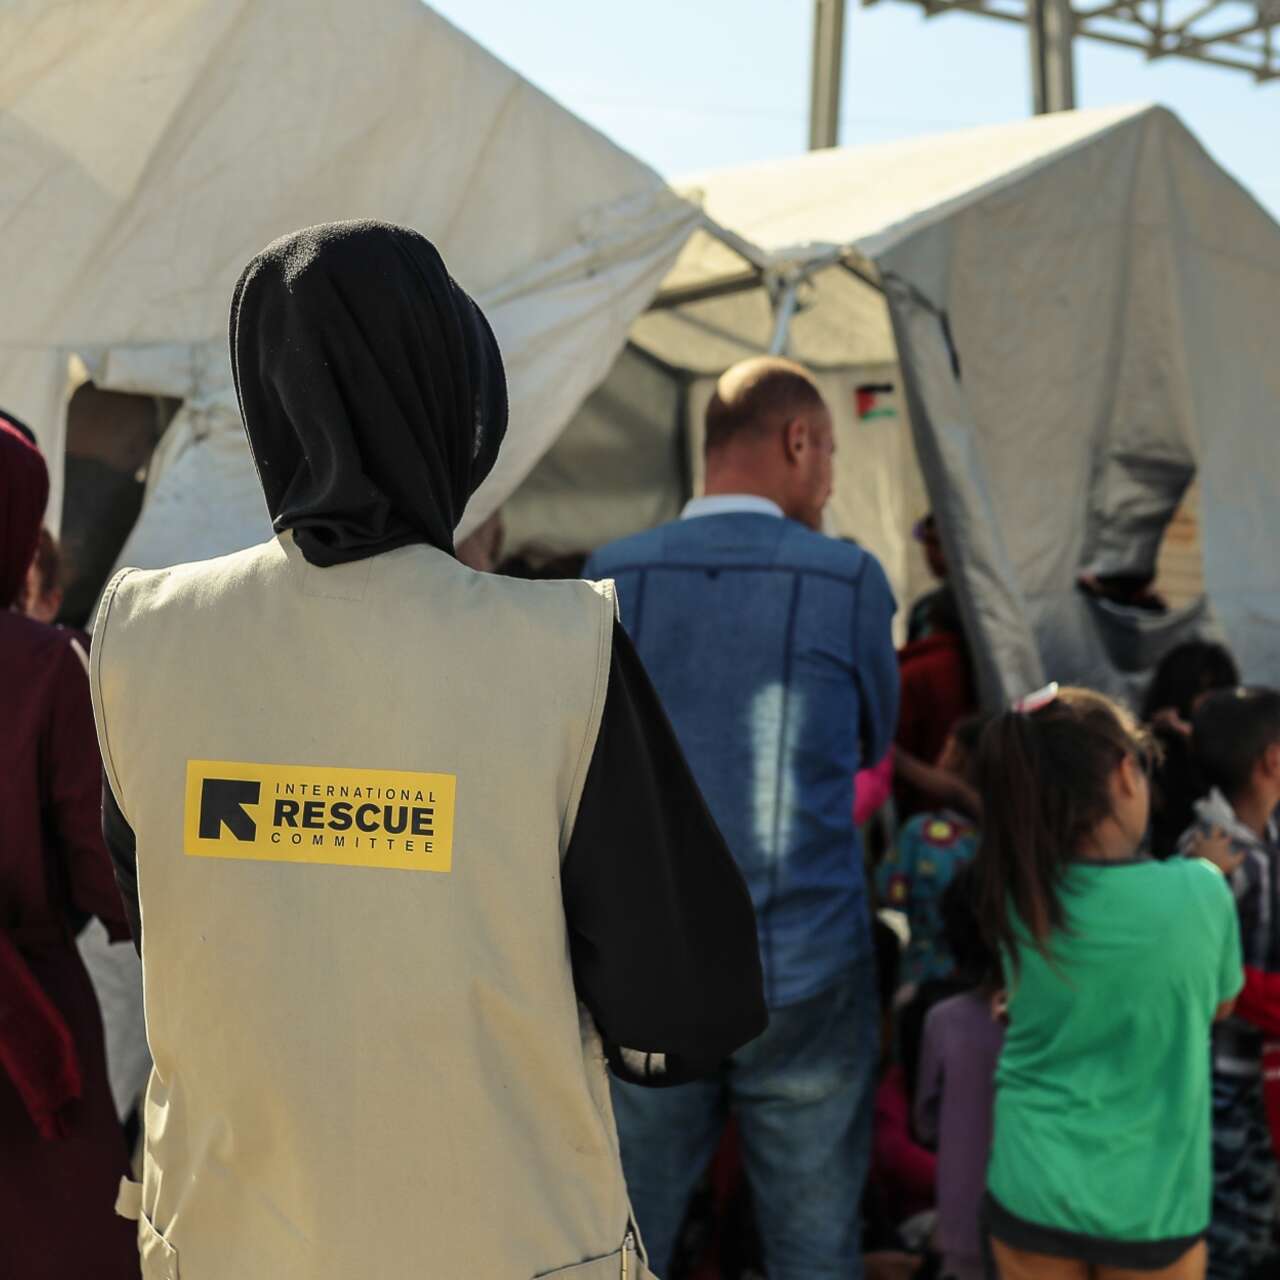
[865,0,1280,83]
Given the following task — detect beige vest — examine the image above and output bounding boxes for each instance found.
[91,533,652,1280]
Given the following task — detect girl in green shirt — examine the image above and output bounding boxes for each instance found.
[975,686,1242,1279]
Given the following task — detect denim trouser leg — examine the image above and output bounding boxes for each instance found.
[611,963,878,1280]
[609,1071,727,1277]
[732,964,878,1280]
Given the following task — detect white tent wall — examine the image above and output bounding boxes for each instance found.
[501,344,687,560]
[1158,136,1280,689]
[874,107,1280,703]
[505,105,1279,708]
[1,0,696,570]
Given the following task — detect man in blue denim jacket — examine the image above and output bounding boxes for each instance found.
[586,357,899,1279]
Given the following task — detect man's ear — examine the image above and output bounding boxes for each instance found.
[1265,742,1280,783]
[782,416,809,464]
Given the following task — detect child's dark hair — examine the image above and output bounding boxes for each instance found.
[1192,687,1280,799]
[941,863,1000,992]
[873,916,902,1017]
[1141,640,1240,724]
[949,714,991,783]
[975,688,1152,969]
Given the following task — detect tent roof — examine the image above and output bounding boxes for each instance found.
[528,102,1280,706]
[632,104,1158,373]
[681,102,1149,264]
[0,0,695,537]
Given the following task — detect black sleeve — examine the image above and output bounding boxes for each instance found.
[101,776,142,955]
[562,622,768,1086]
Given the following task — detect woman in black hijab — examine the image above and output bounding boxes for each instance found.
[229,219,506,564]
[95,221,765,1276]
[103,222,764,1091]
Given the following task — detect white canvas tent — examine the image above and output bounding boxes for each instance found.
[506,104,1280,705]
[0,0,701,1122]
[0,0,697,570]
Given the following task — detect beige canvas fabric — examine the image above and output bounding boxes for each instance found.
[1,0,696,537]
[90,533,653,1278]
[514,106,1280,704]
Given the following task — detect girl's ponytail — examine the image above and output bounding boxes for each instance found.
[976,710,1059,970]
[975,687,1153,972]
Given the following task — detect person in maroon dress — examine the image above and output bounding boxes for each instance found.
[0,419,138,1279]
[894,587,978,822]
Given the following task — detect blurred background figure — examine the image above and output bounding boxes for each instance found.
[1179,688,1280,1277]
[0,419,138,1280]
[21,527,65,624]
[589,356,899,1280]
[914,866,1005,1280]
[905,514,952,646]
[1142,639,1241,858]
[876,715,986,990]
[0,405,36,444]
[864,917,936,1255]
[16,515,151,1141]
[894,587,977,820]
[455,508,504,572]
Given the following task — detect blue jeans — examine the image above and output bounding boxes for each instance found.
[611,964,878,1280]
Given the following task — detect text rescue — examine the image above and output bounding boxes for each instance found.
[183,761,456,873]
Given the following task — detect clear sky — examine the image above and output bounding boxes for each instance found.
[429,0,1280,218]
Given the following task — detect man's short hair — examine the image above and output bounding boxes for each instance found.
[704,357,826,452]
[1192,687,1280,797]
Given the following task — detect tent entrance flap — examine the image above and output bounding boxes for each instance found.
[884,279,1044,706]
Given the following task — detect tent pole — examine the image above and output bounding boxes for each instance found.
[809,0,847,149]
[769,279,800,355]
[1029,0,1077,113]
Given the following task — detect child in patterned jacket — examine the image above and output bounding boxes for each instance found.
[875,716,985,988]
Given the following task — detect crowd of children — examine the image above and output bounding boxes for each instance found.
[654,632,1280,1280]
[860,652,1280,1280]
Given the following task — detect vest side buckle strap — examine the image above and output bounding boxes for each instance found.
[532,1231,645,1278]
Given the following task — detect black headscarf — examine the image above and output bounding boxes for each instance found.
[230,220,507,565]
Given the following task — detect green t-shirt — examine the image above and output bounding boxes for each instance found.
[988,857,1243,1244]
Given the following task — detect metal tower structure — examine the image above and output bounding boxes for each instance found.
[811,0,850,146]
[809,0,1279,142]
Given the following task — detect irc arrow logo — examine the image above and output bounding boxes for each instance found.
[198,778,260,841]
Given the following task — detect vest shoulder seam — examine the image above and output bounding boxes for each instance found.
[89,567,137,824]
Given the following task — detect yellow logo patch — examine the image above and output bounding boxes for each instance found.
[184,760,455,873]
